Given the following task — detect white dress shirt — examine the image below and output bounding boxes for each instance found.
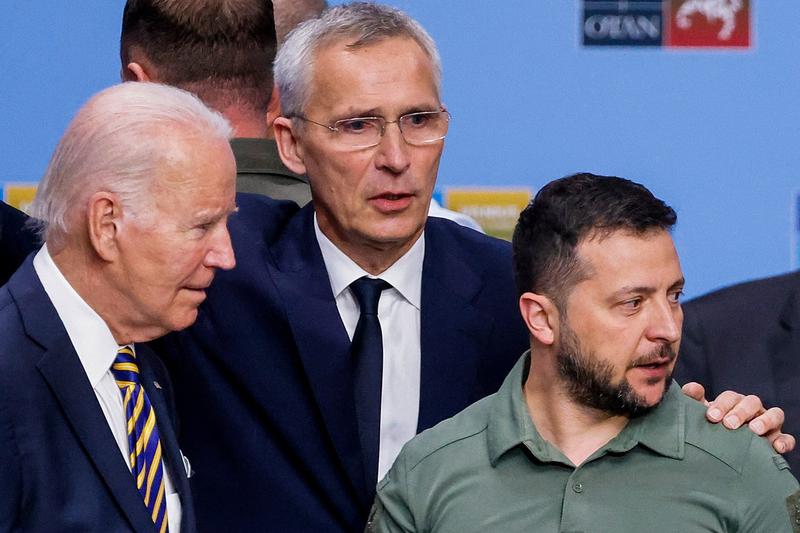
[314,216,423,482]
[34,245,182,530]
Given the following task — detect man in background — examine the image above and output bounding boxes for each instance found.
[372,174,800,532]
[0,82,238,532]
[274,0,328,44]
[120,0,312,205]
[0,201,38,286]
[677,270,800,471]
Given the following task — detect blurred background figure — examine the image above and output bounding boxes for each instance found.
[676,270,800,471]
[0,201,38,286]
[120,0,312,206]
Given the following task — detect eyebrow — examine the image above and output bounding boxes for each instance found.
[192,204,238,224]
[334,104,441,121]
[611,277,686,299]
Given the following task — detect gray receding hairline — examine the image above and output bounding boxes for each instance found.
[29,82,233,245]
[274,2,443,119]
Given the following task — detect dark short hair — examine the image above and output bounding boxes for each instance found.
[512,173,677,306]
[120,0,277,114]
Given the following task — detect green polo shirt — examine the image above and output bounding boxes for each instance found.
[370,353,800,533]
[231,138,311,206]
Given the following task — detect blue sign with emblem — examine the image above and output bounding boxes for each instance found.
[582,0,664,47]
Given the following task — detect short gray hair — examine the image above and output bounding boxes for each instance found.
[30,82,232,244]
[274,2,442,118]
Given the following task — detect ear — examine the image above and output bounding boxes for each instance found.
[87,192,123,262]
[519,292,559,346]
[265,86,281,140]
[123,61,152,82]
[273,116,307,175]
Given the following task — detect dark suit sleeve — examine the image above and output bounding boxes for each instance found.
[0,385,21,530]
[0,202,39,286]
[675,303,714,394]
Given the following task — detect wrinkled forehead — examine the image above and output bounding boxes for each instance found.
[151,131,234,187]
[574,228,682,288]
[305,37,441,117]
[310,34,441,95]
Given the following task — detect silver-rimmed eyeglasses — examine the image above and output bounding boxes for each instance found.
[292,109,451,149]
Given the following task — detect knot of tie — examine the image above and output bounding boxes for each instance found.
[111,345,140,389]
[350,276,391,316]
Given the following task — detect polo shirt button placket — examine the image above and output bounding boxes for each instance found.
[572,482,584,494]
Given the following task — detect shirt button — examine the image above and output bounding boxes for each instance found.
[573,482,584,493]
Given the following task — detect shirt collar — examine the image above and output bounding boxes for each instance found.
[313,212,424,309]
[33,244,122,388]
[608,381,685,460]
[487,352,685,466]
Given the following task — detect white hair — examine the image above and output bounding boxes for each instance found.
[274,2,442,119]
[30,82,233,244]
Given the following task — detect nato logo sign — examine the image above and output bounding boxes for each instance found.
[583,1,664,47]
[582,0,751,49]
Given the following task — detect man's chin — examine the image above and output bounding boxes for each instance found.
[625,378,671,418]
[167,307,200,333]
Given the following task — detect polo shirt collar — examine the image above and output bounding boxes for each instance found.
[230,138,307,181]
[313,213,424,309]
[487,351,544,465]
[607,381,686,460]
[487,352,686,466]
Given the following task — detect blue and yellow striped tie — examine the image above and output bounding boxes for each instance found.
[111,346,169,533]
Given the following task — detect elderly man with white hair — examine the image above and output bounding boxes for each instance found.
[0,82,237,533]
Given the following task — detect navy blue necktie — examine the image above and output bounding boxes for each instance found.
[350,276,391,492]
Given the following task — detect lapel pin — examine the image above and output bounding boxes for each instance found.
[153,381,162,390]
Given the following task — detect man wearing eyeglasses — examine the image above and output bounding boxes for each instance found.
[157,3,793,532]
[158,4,525,531]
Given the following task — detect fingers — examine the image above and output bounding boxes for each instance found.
[698,390,794,455]
[706,391,763,428]
[747,406,784,436]
[770,433,796,455]
[747,407,795,454]
[681,382,707,405]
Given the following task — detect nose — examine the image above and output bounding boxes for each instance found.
[204,225,236,271]
[373,121,411,175]
[646,298,682,345]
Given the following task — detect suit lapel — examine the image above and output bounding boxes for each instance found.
[417,221,495,432]
[268,206,369,505]
[37,352,154,532]
[9,261,155,533]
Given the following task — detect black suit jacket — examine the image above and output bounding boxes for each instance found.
[0,201,38,286]
[157,195,528,532]
[0,258,195,532]
[676,271,800,471]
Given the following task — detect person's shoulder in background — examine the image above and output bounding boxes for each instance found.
[0,201,39,286]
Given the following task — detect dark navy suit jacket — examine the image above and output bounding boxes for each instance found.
[0,258,195,532]
[0,201,38,286]
[157,194,528,532]
[676,271,800,471]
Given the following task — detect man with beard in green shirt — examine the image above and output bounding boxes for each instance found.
[370,173,800,533]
